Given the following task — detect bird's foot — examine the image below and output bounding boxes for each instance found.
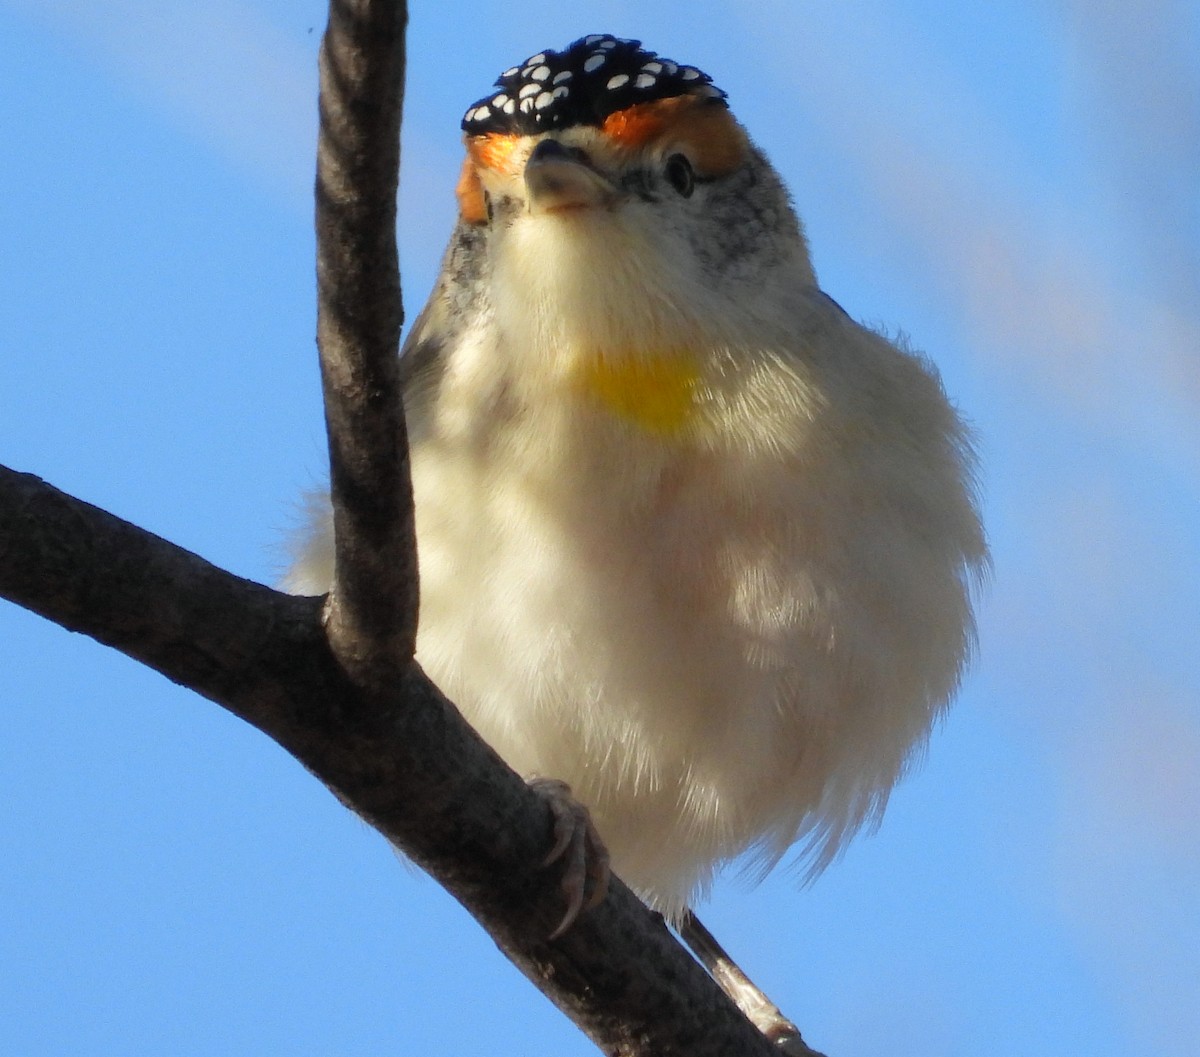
[528,776,611,939]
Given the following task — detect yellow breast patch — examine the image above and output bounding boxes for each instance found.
[576,353,702,436]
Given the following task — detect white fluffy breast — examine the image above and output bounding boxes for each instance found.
[286,198,985,917]
[406,261,985,913]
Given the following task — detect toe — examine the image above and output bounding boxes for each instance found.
[528,777,611,938]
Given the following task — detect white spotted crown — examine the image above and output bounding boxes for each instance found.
[461,35,727,135]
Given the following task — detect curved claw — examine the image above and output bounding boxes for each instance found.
[528,777,611,939]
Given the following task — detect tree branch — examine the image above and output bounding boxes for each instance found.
[0,2,819,1053]
[0,466,783,1056]
[317,0,416,684]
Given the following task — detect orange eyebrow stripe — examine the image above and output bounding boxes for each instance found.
[601,98,680,148]
[455,157,488,224]
[466,132,522,174]
[602,96,748,176]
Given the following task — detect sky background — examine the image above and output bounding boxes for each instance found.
[2,2,1198,1055]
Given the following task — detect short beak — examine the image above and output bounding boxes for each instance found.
[524,138,615,214]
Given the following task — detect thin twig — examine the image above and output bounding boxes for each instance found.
[316,0,416,685]
[681,911,828,1057]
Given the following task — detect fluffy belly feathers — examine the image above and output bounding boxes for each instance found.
[408,348,974,914]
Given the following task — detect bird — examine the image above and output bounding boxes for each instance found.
[289,31,986,954]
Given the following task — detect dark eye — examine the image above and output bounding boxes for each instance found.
[664,153,695,198]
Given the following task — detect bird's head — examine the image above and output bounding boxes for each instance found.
[452,36,815,359]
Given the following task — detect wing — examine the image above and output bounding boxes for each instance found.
[398,219,490,440]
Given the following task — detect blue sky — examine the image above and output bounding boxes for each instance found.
[2,2,1198,1055]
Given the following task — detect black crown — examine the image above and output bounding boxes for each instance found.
[461,35,727,136]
